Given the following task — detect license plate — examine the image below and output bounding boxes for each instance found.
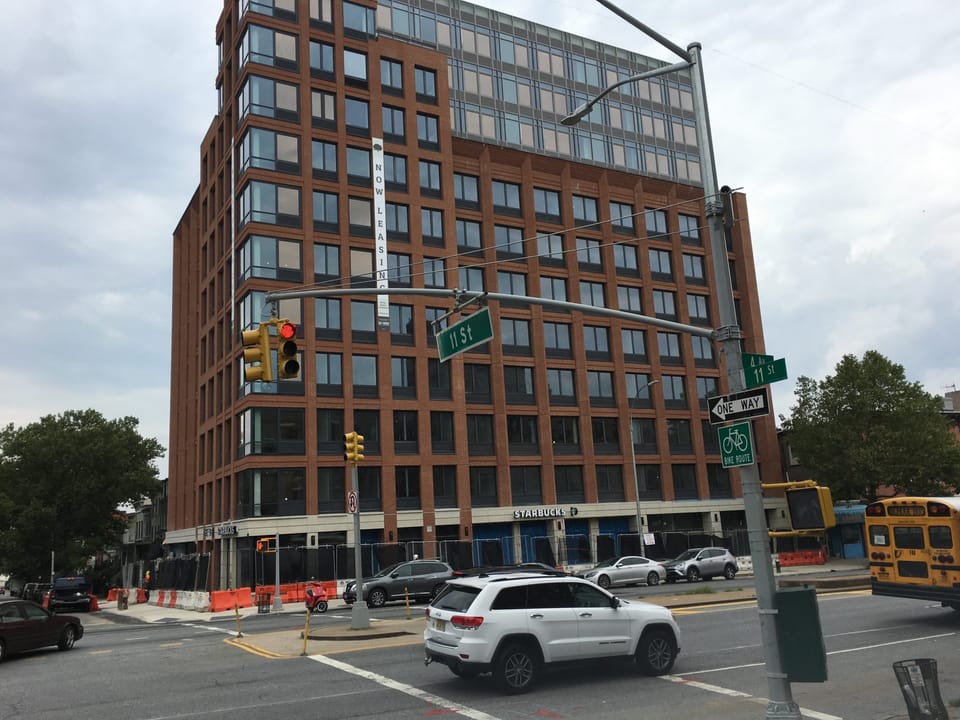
[433,619,446,631]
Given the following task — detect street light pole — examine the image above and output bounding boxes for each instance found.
[629,378,659,557]
[566,4,799,718]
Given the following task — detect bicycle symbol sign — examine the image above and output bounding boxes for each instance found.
[718,421,754,468]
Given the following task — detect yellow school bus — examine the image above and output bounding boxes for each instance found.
[865,496,960,610]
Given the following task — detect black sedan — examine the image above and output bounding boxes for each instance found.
[0,598,84,661]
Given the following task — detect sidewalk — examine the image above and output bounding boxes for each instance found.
[88,558,869,631]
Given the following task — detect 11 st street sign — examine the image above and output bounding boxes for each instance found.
[708,386,771,425]
[436,307,494,362]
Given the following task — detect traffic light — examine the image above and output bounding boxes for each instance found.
[277,321,300,379]
[344,431,365,465]
[241,323,273,382]
[256,537,274,553]
[785,486,836,531]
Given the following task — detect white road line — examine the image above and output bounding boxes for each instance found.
[660,676,842,720]
[825,631,955,656]
[183,623,238,636]
[308,654,502,720]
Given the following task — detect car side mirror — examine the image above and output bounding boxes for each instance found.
[610,596,621,609]
[390,572,399,578]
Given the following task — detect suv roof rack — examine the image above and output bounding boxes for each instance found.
[454,564,569,579]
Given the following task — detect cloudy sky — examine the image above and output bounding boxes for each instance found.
[2,1,958,477]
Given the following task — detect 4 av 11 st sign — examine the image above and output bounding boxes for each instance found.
[436,307,494,362]
[708,386,771,425]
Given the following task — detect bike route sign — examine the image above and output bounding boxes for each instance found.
[718,421,754,468]
[708,386,771,425]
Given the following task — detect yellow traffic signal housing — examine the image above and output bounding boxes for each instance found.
[256,537,275,553]
[785,486,836,531]
[241,323,273,382]
[277,321,300,379]
[344,431,365,465]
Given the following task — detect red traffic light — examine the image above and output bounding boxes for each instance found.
[279,322,297,339]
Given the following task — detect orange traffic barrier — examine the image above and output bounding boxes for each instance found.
[89,594,100,611]
[107,588,119,602]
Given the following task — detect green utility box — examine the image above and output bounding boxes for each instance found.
[774,586,828,682]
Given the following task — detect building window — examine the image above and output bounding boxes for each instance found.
[351,302,376,341]
[346,146,371,185]
[389,305,414,346]
[540,276,567,301]
[311,140,337,179]
[679,214,701,245]
[702,420,720,454]
[309,40,335,77]
[464,364,492,403]
[494,225,523,258]
[683,253,706,285]
[708,465,732,499]
[417,113,439,149]
[352,354,377,397]
[576,238,602,269]
[662,375,687,409]
[315,352,342,396]
[596,465,623,502]
[311,89,336,127]
[695,376,718,410]
[504,366,534,404]
[554,465,585,503]
[237,468,306,517]
[238,75,299,123]
[579,280,605,307]
[312,190,338,232]
[313,243,339,280]
[613,243,638,274]
[500,317,531,355]
[386,202,409,240]
[456,219,482,250]
[470,466,497,507]
[415,66,437,101]
[609,201,634,233]
[345,97,370,134]
[429,358,451,400]
[649,249,673,280]
[627,372,656,407]
[239,24,297,71]
[687,294,710,325]
[381,58,403,93]
[572,194,598,225]
[534,187,561,221]
[645,208,669,239]
[467,415,494,455]
[387,252,413,287]
[238,408,305,456]
[395,466,420,510]
[617,285,642,312]
[632,417,657,454]
[658,332,682,365]
[383,153,407,189]
[425,306,447,339]
[583,325,610,359]
[622,328,647,361]
[510,465,541,504]
[421,208,443,245]
[547,369,576,405]
[591,417,619,453]
[394,410,419,453]
[423,256,446,288]
[355,409,380,455]
[343,0,375,35]
[430,411,455,453]
[391,356,416,398]
[587,371,615,405]
[357,466,382,511]
[239,127,299,175]
[636,464,662,500]
[242,0,297,21]
[238,235,301,283]
[497,270,527,296]
[492,180,521,214]
[507,416,539,455]
[315,297,341,337]
[317,466,345,514]
[382,105,405,140]
[454,173,479,206]
[667,419,693,454]
[653,290,677,320]
[692,335,715,366]
[419,159,442,196]
[551,416,580,453]
[238,181,301,228]
[433,465,457,508]
[544,321,572,358]
[458,266,485,292]
[537,233,564,264]
[672,464,698,499]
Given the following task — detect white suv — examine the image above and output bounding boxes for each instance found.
[423,570,680,693]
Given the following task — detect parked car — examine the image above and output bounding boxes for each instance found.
[424,570,680,693]
[304,582,329,614]
[663,547,739,583]
[343,559,455,608]
[21,583,51,604]
[48,577,92,613]
[0,598,84,661]
[580,556,666,589]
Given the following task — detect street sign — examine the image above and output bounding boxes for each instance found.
[708,386,771,425]
[744,357,788,389]
[718,421,754,468]
[742,352,774,368]
[436,307,494,362]
[347,491,358,514]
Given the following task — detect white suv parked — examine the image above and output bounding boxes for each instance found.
[423,570,680,693]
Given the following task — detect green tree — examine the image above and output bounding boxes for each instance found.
[781,351,960,502]
[0,410,163,583]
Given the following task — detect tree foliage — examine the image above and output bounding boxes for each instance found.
[0,409,164,582]
[781,351,960,502]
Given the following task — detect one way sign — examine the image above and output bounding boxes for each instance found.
[708,387,771,425]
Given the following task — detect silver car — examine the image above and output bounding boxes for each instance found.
[342,559,455,607]
[580,555,666,589]
[664,547,739,582]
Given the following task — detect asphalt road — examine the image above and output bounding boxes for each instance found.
[3,591,958,720]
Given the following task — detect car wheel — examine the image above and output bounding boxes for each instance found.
[723,564,737,580]
[686,566,701,582]
[450,665,481,679]
[57,625,77,651]
[494,643,540,694]
[646,571,660,586]
[597,574,611,589]
[636,629,677,675]
[311,601,328,614]
[366,588,387,608]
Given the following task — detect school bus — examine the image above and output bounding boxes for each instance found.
[865,496,960,610]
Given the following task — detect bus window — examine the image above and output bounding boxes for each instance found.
[929,525,953,549]
[868,524,889,547]
[893,526,924,549]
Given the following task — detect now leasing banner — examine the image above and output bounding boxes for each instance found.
[372,138,389,329]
